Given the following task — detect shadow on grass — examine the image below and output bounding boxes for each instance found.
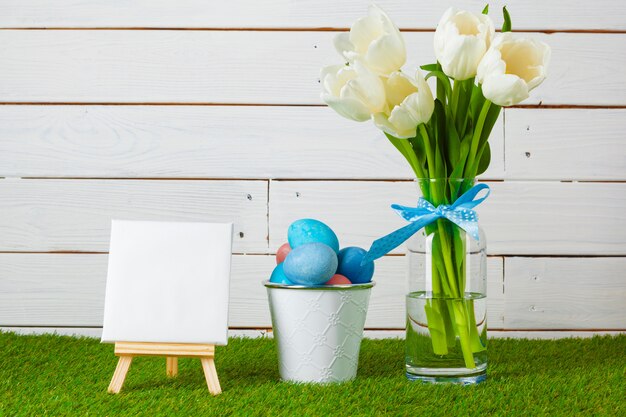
[118,342,282,392]
[357,339,405,379]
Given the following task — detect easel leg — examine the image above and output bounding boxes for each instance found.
[200,357,222,395]
[166,357,178,377]
[108,356,133,394]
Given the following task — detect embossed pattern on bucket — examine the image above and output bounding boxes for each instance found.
[265,283,373,383]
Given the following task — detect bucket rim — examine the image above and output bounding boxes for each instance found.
[263,280,375,290]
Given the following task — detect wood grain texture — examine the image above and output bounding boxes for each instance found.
[0,31,623,105]
[504,257,626,329]
[505,109,626,180]
[0,179,268,253]
[0,105,503,180]
[107,355,132,394]
[2,1,624,30]
[114,342,215,357]
[269,181,626,255]
[0,254,504,329]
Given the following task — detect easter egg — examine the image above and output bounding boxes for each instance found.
[337,247,375,284]
[269,263,293,285]
[288,219,340,254]
[325,274,351,285]
[283,242,338,286]
[276,242,291,264]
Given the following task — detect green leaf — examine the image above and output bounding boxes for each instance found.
[446,114,461,167]
[482,4,489,14]
[469,84,486,130]
[434,139,447,181]
[478,104,502,149]
[451,137,471,179]
[476,142,491,175]
[455,78,474,134]
[409,136,426,167]
[502,6,512,32]
[426,70,452,102]
[431,100,447,178]
[420,63,438,71]
[449,138,471,197]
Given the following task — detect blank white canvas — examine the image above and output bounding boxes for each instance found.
[101,220,233,345]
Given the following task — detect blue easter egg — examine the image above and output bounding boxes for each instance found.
[337,247,375,284]
[269,263,293,285]
[283,242,338,286]
[288,219,340,254]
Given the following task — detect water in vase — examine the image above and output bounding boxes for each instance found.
[405,291,487,384]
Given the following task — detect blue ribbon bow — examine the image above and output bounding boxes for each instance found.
[362,183,490,264]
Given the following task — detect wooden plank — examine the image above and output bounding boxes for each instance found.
[0,31,622,105]
[504,257,626,329]
[269,181,626,255]
[3,327,624,339]
[0,253,503,329]
[2,1,624,30]
[0,105,503,180]
[505,109,626,181]
[0,179,268,253]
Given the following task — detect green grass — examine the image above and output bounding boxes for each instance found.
[0,332,624,416]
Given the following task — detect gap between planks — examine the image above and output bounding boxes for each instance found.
[2,178,626,184]
[0,27,625,34]
[13,251,626,259]
[1,103,626,109]
[2,327,624,339]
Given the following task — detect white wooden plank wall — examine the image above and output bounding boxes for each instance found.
[0,1,624,338]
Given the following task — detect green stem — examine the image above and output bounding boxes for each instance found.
[430,216,480,368]
[436,221,460,297]
[451,80,461,118]
[424,300,449,355]
[467,299,486,352]
[418,124,436,179]
[452,300,477,368]
[465,100,491,176]
[457,79,474,134]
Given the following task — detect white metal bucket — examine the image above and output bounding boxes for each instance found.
[264,281,374,383]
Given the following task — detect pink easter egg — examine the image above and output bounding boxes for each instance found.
[276,242,292,264]
[325,274,351,285]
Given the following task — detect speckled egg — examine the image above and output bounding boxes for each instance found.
[283,242,338,286]
[287,219,340,254]
[325,274,351,285]
[337,246,375,284]
[269,263,293,285]
[276,242,291,264]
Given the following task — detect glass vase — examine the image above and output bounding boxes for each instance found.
[405,178,487,384]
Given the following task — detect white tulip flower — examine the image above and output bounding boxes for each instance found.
[320,63,386,122]
[334,4,406,76]
[373,71,434,139]
[476,32,551,106]
[434,7,495,80]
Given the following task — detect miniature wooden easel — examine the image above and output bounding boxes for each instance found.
[107,342,221,395]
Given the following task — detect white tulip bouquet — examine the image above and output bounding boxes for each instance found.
[321,5,550,369]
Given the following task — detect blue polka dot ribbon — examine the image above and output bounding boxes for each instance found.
[362,183,490,264]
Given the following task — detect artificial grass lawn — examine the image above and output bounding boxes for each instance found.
[0,332,624,416]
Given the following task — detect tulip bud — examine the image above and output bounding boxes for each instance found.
[320,63,386,122]
[476,33,551,106]
[333,4,406,76]
[373,71,434,139]
[434,7,495,80]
